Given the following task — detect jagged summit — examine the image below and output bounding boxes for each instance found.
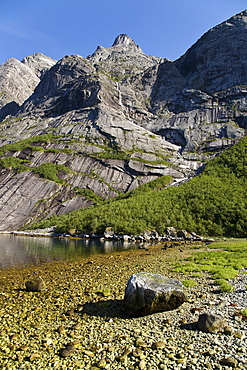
[0,52,56,120]
[87,33,147,64]
[21,52,57,78]
[112,34,142,51]
[112,34,134,46]
[87,34,161,78]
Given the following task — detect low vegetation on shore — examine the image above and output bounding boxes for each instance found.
[173,239,247,292]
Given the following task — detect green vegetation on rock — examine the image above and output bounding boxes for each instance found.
[32,163,72,184]
[0,134,55,155]
[0,157,30,173]
[74,187,103,205]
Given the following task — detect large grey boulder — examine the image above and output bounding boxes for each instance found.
[124,272,186,316]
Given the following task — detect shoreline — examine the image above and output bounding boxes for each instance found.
[0,228,215,243]
[0,242,246,369]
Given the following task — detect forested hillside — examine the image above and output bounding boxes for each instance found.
[32,136,247,237]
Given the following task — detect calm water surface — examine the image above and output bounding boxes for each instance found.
[0,234,139,268]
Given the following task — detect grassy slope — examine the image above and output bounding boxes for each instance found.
[31,136,247,237]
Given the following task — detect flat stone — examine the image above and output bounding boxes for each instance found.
[59,345,76,357]
[152,341,166,350]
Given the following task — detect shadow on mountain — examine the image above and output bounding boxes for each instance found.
[0,101,20,121]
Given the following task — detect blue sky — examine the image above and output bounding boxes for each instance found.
[0,0,246,65]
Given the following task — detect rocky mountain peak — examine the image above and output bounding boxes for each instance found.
[87,34,162,80]
[112,34,142,51]
[0,52,56,120]
[210,9,247,31]
[21,52,57,78]
[0,57,39,108]
[87,34,147,64]
[231,9,247,22]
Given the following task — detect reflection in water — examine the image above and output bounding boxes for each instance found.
[0,234,139,268]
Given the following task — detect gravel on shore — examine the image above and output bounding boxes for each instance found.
[0,242,246,369]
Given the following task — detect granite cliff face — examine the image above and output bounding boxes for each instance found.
[0,11,246,230]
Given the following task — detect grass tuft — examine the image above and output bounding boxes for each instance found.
[214,278,235,292]
[182,280,197,288]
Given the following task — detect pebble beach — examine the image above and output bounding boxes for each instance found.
[0,242,246,370]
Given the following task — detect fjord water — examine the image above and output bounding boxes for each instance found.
[0,234,139,268]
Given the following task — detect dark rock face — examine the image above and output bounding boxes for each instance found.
[22,55,99,116]
[124,273,186,316]
[0,12,246,230]
[175,10,247,94]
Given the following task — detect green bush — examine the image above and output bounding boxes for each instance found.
[74,187,103,205]
[128,176,173,196]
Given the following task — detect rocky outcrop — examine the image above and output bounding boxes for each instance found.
[0,53,56,121]
[0,171,59,230]
[0,58,39,109]
[0,12,246,230]
[21,52,56,78]
[22,55,97,116]
[143,106,245,152]
[124,273,186,316]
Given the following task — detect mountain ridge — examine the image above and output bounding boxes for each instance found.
[0,11,246,231]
